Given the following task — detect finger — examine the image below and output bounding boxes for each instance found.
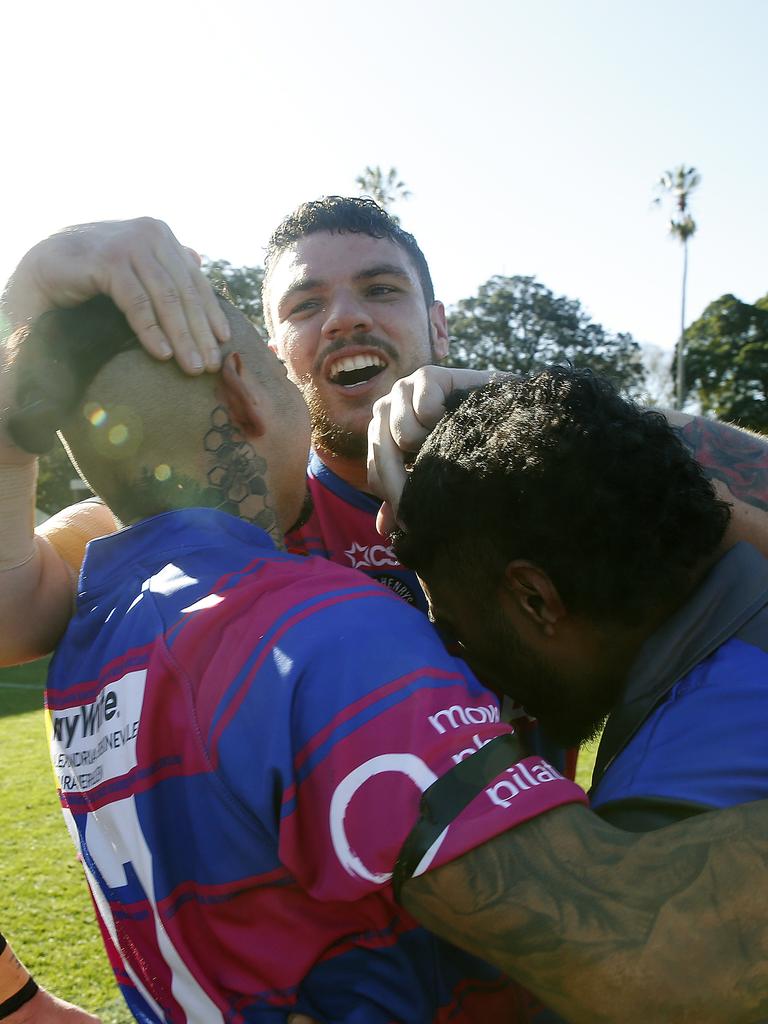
[183,246,203,268]
[388,378,426,452]
[150,245,226,372]
[367,398,409,516]
[376,500,398,538]
[410,366,457,432]
[111,254,207,374]
[107,263,178,363]
[179,246,231,345]
[152,222,229,348]
[189,264,232,363]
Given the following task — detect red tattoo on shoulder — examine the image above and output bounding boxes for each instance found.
[675,418,768,512]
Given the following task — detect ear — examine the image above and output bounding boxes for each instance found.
[217,352,267,439]
[428,301,449,362]
[500,560,566,638]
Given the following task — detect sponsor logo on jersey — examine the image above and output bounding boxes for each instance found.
[48,669,147,792]
[344,541,400,570]
[427,702,501,734]
[329,753,441,884]
[329,747,565,884]
[485,760,565,806]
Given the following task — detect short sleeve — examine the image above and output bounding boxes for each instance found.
[276,587,587,901]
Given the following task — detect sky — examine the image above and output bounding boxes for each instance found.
[1,0,766,354]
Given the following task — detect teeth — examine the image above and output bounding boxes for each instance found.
[330,353,385,380]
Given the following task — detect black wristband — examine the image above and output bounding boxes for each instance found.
[0,977,39,1020]
[0,937,6,958]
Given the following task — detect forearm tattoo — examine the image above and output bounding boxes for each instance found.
[403,802,768,1023]
[674,417,768,512]
[204,406,279,539]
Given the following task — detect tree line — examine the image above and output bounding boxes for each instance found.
[35,259,767,514]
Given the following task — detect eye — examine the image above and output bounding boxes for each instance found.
[289,298,321,317]
[367,284,398,297]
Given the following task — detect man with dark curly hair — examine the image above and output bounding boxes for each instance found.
[388,365,768,830]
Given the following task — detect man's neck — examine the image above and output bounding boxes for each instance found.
[313,446,371,494]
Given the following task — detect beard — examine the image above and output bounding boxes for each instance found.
[470,607,624,750]
[297,377,369,460]
[295,322,441,462]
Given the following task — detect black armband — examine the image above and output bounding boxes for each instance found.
[393,731,525,903]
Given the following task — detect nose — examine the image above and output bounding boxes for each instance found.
[321,289,374,340]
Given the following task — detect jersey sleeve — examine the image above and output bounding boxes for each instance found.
[276,587,587,902]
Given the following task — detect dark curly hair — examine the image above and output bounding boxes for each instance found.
[262,196,434,333]
[393,367,731,625]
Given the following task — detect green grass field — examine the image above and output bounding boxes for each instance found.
[0,660,132,1023]
[0,659,598,1023]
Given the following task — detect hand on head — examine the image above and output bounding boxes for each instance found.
[367,365,502,535]
[3,218,230,377]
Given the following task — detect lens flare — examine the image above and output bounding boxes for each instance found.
[108,424,129,446]
[84,403,107,427]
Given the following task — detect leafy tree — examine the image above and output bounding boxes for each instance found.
[653,165,701,408]
[639,344,675,408]
[447,275,646,397]
[355,166,412,221]
[203,259,266,337]
[683,292,768,431]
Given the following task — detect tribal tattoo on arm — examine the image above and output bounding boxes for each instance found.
[402,801,768,1024]
[672,413,768,512]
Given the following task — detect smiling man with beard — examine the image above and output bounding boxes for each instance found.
[262,198,449,615]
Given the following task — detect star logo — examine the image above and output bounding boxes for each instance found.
[344,542,371,569]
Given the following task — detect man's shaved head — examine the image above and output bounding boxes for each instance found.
[18,296,312,537]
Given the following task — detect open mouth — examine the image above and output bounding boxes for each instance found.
[328,353,386,388]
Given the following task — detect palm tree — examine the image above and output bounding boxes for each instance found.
[653,165,701,409]
[355,166,412,221]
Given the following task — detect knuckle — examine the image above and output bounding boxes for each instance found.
[135,215,165,234]
[161,287,182,306]
[128,292,152,313]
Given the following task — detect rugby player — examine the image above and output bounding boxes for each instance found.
[373,366,768,824]
[0,204,573,776]
[8,295,768,1024]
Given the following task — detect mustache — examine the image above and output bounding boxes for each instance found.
[313,334,399,375]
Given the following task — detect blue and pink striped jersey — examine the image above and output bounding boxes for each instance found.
[287,450,428,611]
[288,451,578,781]
[46,508,585,1023]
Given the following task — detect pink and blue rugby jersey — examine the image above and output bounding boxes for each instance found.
[46,508,585,1023]
[287,450,428,611]
[288,451,578,781]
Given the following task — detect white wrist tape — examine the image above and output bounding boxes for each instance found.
[0,460,37,571]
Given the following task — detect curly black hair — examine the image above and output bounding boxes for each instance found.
[393,367,731,625]
[262,196,434,333]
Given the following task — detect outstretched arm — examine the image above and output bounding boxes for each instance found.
[403,800,768,1024]
[369,366,768,556]
[2,217,229,373]
[0,218,225,664]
